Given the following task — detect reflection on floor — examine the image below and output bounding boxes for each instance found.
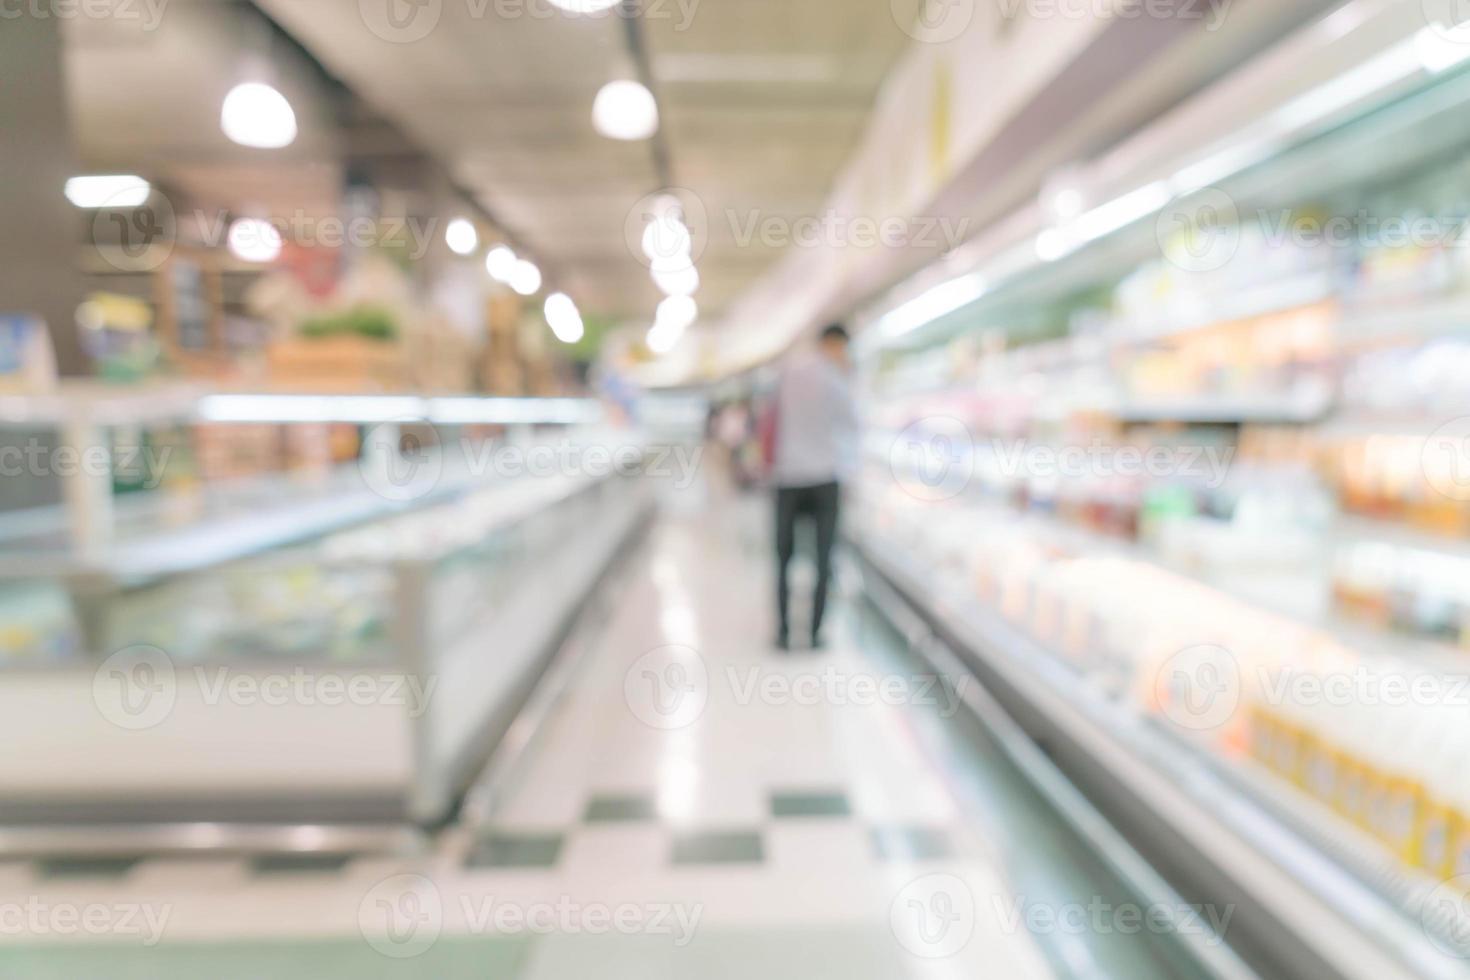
[0,483,1210,979]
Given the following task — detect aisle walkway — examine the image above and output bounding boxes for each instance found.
[466,487,1055,977]
[0,485,1209,978]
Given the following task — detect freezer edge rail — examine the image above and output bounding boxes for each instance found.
[850,530,1463,980]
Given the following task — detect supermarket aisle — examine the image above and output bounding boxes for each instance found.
[0,485,1217,979]
[460,484,1053,977]
[460,483,1218,979]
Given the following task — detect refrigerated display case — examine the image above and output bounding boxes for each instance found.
[850,16,1470,979]
[0,389,655,841]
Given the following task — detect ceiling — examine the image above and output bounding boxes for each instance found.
[245,0,921,326]
[59,0,1345,350]
[64,1,347,223]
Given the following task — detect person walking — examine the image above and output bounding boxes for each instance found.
[764,324,858,651]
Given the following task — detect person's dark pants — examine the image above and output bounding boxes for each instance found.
[775,481,840,642]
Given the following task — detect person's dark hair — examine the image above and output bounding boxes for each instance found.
[820,323,850,344]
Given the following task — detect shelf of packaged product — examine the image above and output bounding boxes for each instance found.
[0,427,639,586]
[1335,295,1470,348]
[0,466,656,840]
[1105,269,1339,348]
[1026,499,1468,673]
[851,528,1458,980]
[0,386,607,577]
[1110,387,1336,425]
[1335,514,1470,562]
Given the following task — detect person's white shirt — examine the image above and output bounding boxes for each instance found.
[771,351,858,489]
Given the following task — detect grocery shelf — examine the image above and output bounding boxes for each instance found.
[0,384,604,429]
[943,492,1467,672]
[1111,388,1335,425]
[1336,296,1470,348]
[0,466,657,845]
[1109,270,1337,347]
[0,456,557,585]
[851,527,1466,980]
[1335,514,1470,562]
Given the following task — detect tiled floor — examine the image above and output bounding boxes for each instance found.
[0,484,1215,978]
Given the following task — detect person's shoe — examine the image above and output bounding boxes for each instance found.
[775,632,791,652]
[810,633,827,651]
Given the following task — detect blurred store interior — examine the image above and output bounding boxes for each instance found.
[5,0,1470,977]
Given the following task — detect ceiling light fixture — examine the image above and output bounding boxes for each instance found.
[510,259,542,296]
[652,262,699,297]
[1416,24,1470,74]
[546,0,620,10]
[642,211,692,262]
[878,273,988,340]
[65,175,151,209]
[485,245,517,281]
[656,295,698,333]
[227,217,283,264]
[446,218,478,256]
[592,79,659,141]
[544,292,584,343]
[646,319,685,354]
[220,82,298,149]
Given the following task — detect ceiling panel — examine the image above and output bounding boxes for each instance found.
[254,0,915,324]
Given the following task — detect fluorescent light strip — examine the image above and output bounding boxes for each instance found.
[198,394,602,426]
[65,175,150,209]
[1272,40,1423,131]
[198,395,423,423]
[1415,25,1470,75]
[1072,181,1173,244]
[874,21,1458,350]
[879,274,989,340]
[428,397,602,426]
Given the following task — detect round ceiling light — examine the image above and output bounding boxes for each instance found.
[227,217,283,264]
[592,80,659,141]
[642,211,692,264]
[221,82,298,149]
[646,321,683,354]
[544,292,584,344]
[510,259,543,296]
[485,245,517,282]
[446,218,479,256]
[651,262,699,297]
[656,295,697,333]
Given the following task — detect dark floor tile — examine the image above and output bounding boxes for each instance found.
[584,794,659,823]
[251,853,354,875]
[466,833,564,870]
[770,790,852,819]
[36,856,141,880]
[870,826,955,862]
[671,831,764,866]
